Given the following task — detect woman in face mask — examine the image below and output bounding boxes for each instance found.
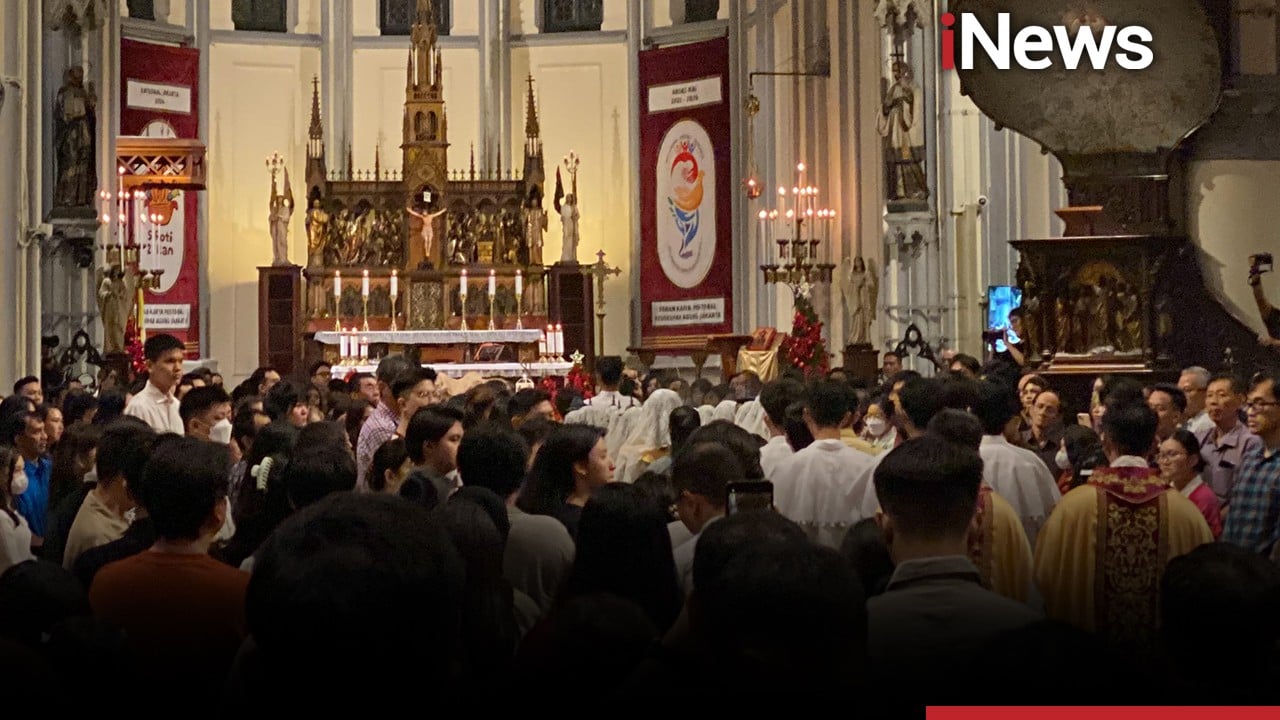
[0,446,36,573]
[859,395,899,451]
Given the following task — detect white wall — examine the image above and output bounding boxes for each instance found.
[511,41,633,355]
[1188,159,1280,334]
[208,42,321,383]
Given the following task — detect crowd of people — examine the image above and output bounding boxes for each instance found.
[1,331,1279,708]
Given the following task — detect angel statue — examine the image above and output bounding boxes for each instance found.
[839,255,879,346]
[268,161,294,266]
[96,265,138,355]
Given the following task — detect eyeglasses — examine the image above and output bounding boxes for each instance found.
[1156,451,1186,461]
[1245,400,1280,413]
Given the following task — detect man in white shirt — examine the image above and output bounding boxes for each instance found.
[583,356,638,410]
[772,379,879,548]
[670,442,736,594]
[972,379,1061,545]
[758,377,805,480]
[1179,366,1214,436]
[123,333,187,435]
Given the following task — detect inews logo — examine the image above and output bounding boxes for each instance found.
[940,12,1154,71]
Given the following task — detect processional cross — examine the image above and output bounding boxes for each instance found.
[585,249,621,356]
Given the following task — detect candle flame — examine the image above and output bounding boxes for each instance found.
[757,210,768,220]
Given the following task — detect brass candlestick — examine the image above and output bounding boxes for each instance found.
[362,296,370,331]
[488,295,496,330]
[390,293,399,331]
[516,294,524,329]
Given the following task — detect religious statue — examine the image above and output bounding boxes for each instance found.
[1016,263,1041,355]
[1114,282,1141,352]
[53,66,97,209]
[305,197,329,268]
[448,211,478,265]
[876,60,927,203]
[407,202,447,269]
[838,256,879,346]
[558,194,580,264]
[96,266,137,355]
[268,164,294,266]
[523,186,547,266]
[1055,293,1071,354]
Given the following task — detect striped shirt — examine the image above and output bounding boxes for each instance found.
[355,402,400,492]
[1220,444,1280,554]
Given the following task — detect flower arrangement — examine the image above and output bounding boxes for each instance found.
[779,295,829,377]
[124,321,147,376]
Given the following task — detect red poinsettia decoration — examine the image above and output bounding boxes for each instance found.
[564,361,595,401]
[124,321,147,376]
[779,296,829,378]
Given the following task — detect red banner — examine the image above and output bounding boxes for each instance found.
[638,37,733,343]
[119,39,201,355]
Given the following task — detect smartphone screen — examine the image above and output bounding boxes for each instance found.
[726,481,774,515]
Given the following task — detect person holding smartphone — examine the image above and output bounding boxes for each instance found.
[989,307,1029,368]
[1249,254,1280,349]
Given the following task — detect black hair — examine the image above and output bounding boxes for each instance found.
[91,389,127,426]
[1100,400,1158,458]
[950,353,982,376]
[562,483,682,632]
[283,442,356,509]
[1098,375,1145,408]
[245,494,465,694]
[231,405,267,453]
[94,418,157,492]
[391,367,437,400]
[634,471,678,521]
[691,510,808,591]
[263,380,302,422]
[897,377,945,431]
[455,427,529,498]
[691,377,715,397]
[178,385,231,427]
[142,333,184,362]
[1149,383,1188,414]
[442,489,520,680]
[840,518,894,598]
[0,411,41,448]
[0,446,23,524]
[1207,373,1247,396]
[11,376,39,396]
[873,436,984,541]
[759,378,807,429]
[346,372,375,393]
[1250,369,1280,398]
[308,360,332,377]
[226,421,300,567]
[926,408,984,450]
[617,377,638,399]
[595,356,624,386]
[509,389,552,420]
[971,379,1021,435]
[517,424,605,518]
[863,393,895,420]
[61,389,99,426]
[554,387,581,418]
[368,437,410,493]
[683,420,765,480]
[805,379,856,428]
[783,401,814,452]
[178,372,201,388]
[374,354,416,385]
[670,442,739,506]
[0,395,34,424]
[668,406,702,456]
[405,405,465,464]
[731,371,764,400]
[1060,425,1105,489]
[1164,429,1206,474]
[398,469,445,511]
[516,416,557,456]
[0,559,90,648]
[140,436,230,541]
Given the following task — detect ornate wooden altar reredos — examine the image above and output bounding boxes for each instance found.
[297,0,551,338]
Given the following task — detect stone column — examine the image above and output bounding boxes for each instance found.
[0,0,22,384]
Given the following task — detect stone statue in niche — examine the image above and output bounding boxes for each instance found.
[877,60,927,203]
[523,186,547,266]
[305,197,329,268]
[838,256,879,346]
[53,66,97,209]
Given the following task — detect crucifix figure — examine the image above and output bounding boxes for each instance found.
[585,249,621,356]
[408,189,447,269]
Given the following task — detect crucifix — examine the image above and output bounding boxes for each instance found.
[584,249,621,356]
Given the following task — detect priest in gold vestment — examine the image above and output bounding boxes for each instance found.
[1034,401,1212,653]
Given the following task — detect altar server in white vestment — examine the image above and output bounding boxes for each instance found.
[972,379,1061,545]
[772,379,880,548]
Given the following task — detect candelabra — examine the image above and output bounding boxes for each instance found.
[97,168,167,348]
[758,162,837,297]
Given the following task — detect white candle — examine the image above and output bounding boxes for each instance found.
[360,336,368,361]
[488,269,496,297]
[333,270,341,299]
[460,269,468,298]
[390,270,398,298]
[362,269,370,298]
[545,325,554,356]
[340,330,349,360]
[539,331,547,357]
[515,269,523,296]
[555,323,564,356]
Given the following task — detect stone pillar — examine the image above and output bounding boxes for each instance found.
[0,0,22,384]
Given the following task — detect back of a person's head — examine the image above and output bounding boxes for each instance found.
[284,443,355,509]
[262,379,303,422]
[95,418,157,489]
[1101,399,1158,457]
[61,389,99,426]
[456,427,528,498]
[516,416,556,454]
[971,379,1020,435]
[141,436,230,541]
[554,387,581,418]
[595,356,624,386]
[509,388,551,420]
[926,409,984,450]
[805,379,855,428]
[692,510,809,590]
[566,483,681,632]
[1161,543,1280,683]
[951,353,982,376]
[671,442,740,507]
[142,333,184,362]
[444,490,509,581]
[938,376,979,412]
[246,494,465,692]
[91,389,127,426]
[516,593,657,696]
[840,518,894,598]
[759,378,806,429]
[682,420,764,480]
[691,540,866,691]
[178,385,230,427]
[897,377,944,430]
[783,401,814,451]
[295,420,348,455]
[667,406,702,454]
[398,469,443,511]
[375,353,415,386]
[1099,375,1145,407]
[0,561,90,649]
[873,436,983,542]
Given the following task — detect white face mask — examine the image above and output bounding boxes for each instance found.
[1055,448,1071,470]
[10,470,28,496]
[209,418,233,445]
[864,417,888,437]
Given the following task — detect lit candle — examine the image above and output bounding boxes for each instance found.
[488,269,496,297]
[333,270,341,299]
[554,323,564,356]
[460,269,468,298]
[390,269,398,298]
[777,186,787,217]
[545,325,554,356]
[539,330,547,358]
[339,330,349,360]
[360,336,369,361]
[361,269,370,298]
[796,162,806,190]
[515,269,523,296]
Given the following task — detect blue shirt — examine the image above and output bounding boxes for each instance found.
[1220,444,1280,554]
[14,456,52,538]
